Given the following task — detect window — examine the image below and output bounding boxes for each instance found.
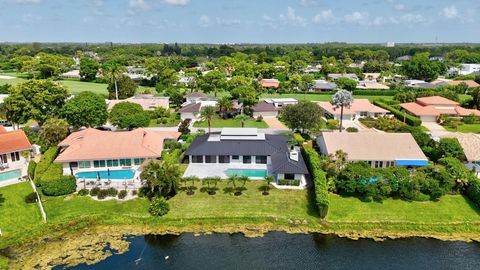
[232,155,239,160]
[79,161,91,169]
[93,160,106,168]
[205,156,216,163]
[134,158,145,165]
[192,155,203,163]
[284,173,295,180]
[374,161,382,168]
[360,111,368,117]
[10,152,20,162]
[243,155,252,164]
[120,159,132,166]
[255,156,267,164]
[219,155,230,163]
[0,154,7,164]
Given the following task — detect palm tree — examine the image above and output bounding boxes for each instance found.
[235,114,250,128]
[218,96,233,118]
[263,176,274,195]
[102,61,125,100]
[200,106,216,133]
[140,161,181,197]
[331,89,353,132]
[202,177,220,195]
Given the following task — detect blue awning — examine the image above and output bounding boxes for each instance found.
[395,159,429,167]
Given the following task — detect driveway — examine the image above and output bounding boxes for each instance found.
[263,117,287,129]
[422,122,447,132]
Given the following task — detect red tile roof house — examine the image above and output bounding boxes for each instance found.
[55,128,181,189]
[259,79,280,88]
[400,96,480,123]
[252,98,298,118]
[317,99,389,121]
[0,127,32,186]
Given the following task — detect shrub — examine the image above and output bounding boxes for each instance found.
[34,146,59,184]
[149,197,170,216]
[326,119,339,130]
[41,176,76,196]
[293,133,305,145]
[78,189,89,196]
[28,160,37,180]
[256,115,263,122]
[90,187,101,196]
[346,127,358,133]
[25,192,38,204]
[302,147,329,218]
[373,100,422,126]
[352,90,397,96]
[463,114,478,124]
[106,188,118,197]
[97,189,109,200]
[118,190,128,199]
[467,178,480,207]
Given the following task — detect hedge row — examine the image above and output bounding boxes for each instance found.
[373,100,422,127]
[34,146,59,184]
[302,147,329,218]
[352,90,397,96]
[467,178,480,207]
[28,160,37,180]
[41,175,76,196]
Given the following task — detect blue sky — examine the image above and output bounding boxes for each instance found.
[0,0,479,43]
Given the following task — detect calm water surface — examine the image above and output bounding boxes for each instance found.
[66,232,480,270]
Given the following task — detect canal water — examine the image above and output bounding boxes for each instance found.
[66,232,480,270]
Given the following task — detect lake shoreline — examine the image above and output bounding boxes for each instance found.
[6,221,480,269]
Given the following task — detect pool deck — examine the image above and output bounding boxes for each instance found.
[183,163,269,179]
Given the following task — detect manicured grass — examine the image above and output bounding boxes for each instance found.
[328,194,480,224]
[0,182,43,247]
[193,116,268,128]
[261,93,393,102]
[444,124,480,133]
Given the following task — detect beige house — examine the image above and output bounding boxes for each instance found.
[318,99,389,121]
[316,132,428,168]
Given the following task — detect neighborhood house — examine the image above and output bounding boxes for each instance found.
[318,99,389,121]
[183,128,309,188]
[179,92,217,121]
[0,127,32,185]
[259,79,280,88]
[252,98,298,118]
[55,128,181,189]
[317,132,428,168]
[400,96,480,122]
[107,95,170,111]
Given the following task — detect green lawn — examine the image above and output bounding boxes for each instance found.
[0,72,155,96]
[444,124,480,133]
[148,118,180,127]
[193,116,268,128]
[261,93,393,102]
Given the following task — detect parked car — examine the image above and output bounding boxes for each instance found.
[0,120,12,127]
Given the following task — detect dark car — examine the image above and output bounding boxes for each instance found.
[0,120,12,127]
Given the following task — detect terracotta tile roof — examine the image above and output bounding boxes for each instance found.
[55,128,181,162]
[260,79,280,88]
[400,102,441,116]
[0,129,32,154]
[416,96,459,106]
[446,80,480,88]
[318,99,389,115]
[318,132,427,162]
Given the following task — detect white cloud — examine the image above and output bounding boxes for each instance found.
[400,13,426,23]
[279,6,307,27]
[394,4,405,11]
[299,0,318,7]
[163,0,190,6]
[344,11,369,25]
[442,5,458,19]
[128,0,149,14]
[199,15,211,27]
[313,10,337,24]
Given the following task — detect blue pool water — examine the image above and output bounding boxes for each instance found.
[226,169,267,178]
[0,169,21,181]
[75,169,135,180]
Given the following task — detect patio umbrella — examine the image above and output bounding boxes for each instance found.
[108,168,110,176]
[97,171,101,181]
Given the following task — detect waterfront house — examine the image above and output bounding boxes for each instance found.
[0,127,32,186]
[183,128,309,189]
[442,133,480,176]
[107,95,170,111]
[400,96,480,122]
[55,128,181,188]
[317,99,389,121]
[316,132,428,168]
[252,98,298,118]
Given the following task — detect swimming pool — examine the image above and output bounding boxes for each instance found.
[226,169,268,178]
[0,169,21,182]
[75,169,135,180]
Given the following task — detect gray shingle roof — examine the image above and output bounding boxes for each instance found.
[252,101,278,112]
[185,134,309,175]
[179,103,202,113]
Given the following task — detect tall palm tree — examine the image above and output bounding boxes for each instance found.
[200,106,216,133]
[102,61,125,100]
[217,96,233,118]
[331,89,353,132]
[235,114,250,128]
